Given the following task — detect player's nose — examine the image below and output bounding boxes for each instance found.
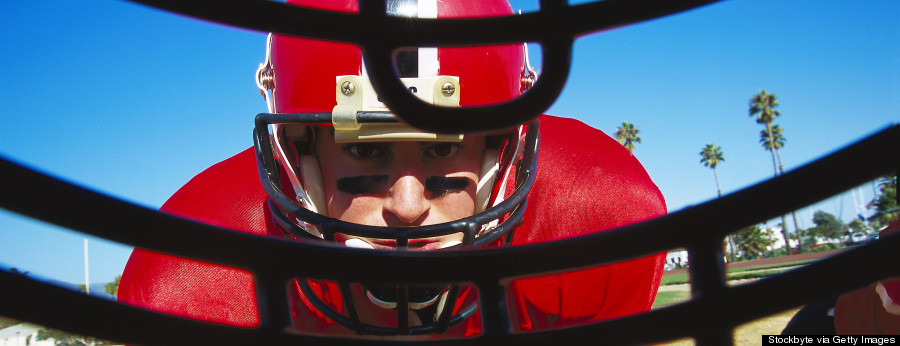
[383,175,430,225]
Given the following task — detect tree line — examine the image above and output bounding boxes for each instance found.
[615,90,897,261]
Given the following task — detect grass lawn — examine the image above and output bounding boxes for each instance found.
[652,289,800,345]
[657,308,800,345]
[653,291,690,309]
[726,259,817,273]
[652,259,811,345]
[660,258,819,286]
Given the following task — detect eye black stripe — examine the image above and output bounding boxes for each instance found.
[426,176,469,197]
[337,175,389,195]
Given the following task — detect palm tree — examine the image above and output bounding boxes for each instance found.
[760,125,804,251]
[760,124,786,174]
[699,143,725,197]
[735,225,774,260]
[699,143,736,260]
[749,90,782,177]
[615,122,641,153]
[749,90,792,255]
[873,173,898,228]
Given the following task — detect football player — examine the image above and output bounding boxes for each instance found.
[119,0,667,337]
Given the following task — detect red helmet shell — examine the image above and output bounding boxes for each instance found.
[273,0,525,114]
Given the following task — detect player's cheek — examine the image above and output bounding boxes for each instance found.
[340,195,391,225]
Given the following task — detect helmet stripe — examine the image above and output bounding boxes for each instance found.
[418,0,439,77]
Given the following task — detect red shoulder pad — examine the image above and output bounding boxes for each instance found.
[118,148,268,327]
[509,115,667,330]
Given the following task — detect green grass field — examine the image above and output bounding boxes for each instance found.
[726,259,817,273]
[657,308,801,346]
[653,291,690,309]
[659,258,818,286]
[652,259,815,345]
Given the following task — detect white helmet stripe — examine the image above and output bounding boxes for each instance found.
[418,0,439,77]
[377,0,439,79]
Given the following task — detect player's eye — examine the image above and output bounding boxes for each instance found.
[343,143,386,161]
[425,143,461,159]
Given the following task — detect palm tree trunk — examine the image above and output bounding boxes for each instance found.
[765,123,779,177]
[714,166,722,198]
[713,166,737,261]
[775,148,785,174]
[765,122,792,255]
[774,147,804,252]
[790,211,803,251]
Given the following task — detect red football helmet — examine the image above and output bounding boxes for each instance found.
[252,0,539,335]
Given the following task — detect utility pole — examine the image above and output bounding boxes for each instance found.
[84,238,90,295]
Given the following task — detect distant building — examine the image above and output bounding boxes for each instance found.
[0,323,55,346]
[763,225,799,252]
[665,249,689,271]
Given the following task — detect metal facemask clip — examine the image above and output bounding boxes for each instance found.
[331,75,463,143]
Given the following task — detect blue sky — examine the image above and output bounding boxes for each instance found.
[1,0,897,286]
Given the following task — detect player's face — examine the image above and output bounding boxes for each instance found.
[315,129,485,250]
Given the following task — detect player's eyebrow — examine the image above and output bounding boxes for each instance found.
[417,141,457,148]
[426,176,469,198]
[337,175,469,197]
[337,175,389,195]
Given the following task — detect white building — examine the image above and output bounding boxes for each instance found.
[763,226,800,252]
[0,323,55,346]
[665,249,689,271]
